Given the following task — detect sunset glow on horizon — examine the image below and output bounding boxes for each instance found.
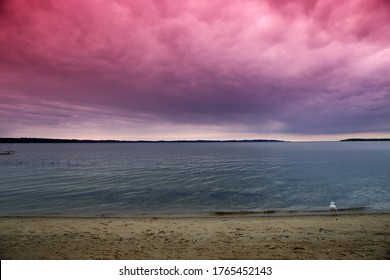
[1,0,389,141]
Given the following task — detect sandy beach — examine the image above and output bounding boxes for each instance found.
[0,214,389,260]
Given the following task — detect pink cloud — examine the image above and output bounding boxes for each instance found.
[0,0,389,139]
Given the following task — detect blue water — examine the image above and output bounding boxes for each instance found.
[0,142,389,216]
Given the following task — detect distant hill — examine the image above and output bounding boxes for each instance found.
[0,137,286,143]
[340,138,390,142]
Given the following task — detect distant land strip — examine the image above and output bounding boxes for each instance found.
[0,137,286,143]
[340,138,390,141]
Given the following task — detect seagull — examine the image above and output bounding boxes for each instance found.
[329,202,337,215]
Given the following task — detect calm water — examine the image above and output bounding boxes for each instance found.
[0,142,389,216]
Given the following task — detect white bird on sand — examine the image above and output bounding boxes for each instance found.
[329,202,337,215]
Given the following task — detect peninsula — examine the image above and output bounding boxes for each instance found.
[0,137,285,143]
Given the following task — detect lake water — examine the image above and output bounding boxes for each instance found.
[0,142,389,216]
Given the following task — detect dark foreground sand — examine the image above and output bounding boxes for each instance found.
[0,214,389,260]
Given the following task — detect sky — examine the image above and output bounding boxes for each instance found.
[0,0,389,141]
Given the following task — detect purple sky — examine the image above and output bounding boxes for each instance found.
[1,0,389,141]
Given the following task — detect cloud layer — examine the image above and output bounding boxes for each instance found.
[1,0,389,139]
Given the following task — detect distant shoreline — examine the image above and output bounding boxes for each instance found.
[0,137,285,143]
[1,137,389,143]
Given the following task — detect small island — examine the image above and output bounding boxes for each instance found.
[340,138,390,142]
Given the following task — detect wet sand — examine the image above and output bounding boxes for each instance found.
[1,214,389,259]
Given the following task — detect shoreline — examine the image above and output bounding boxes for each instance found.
[1,213,390,260]
[0,207,390,219]
[1,211,390,221]
[0,206,384,219]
